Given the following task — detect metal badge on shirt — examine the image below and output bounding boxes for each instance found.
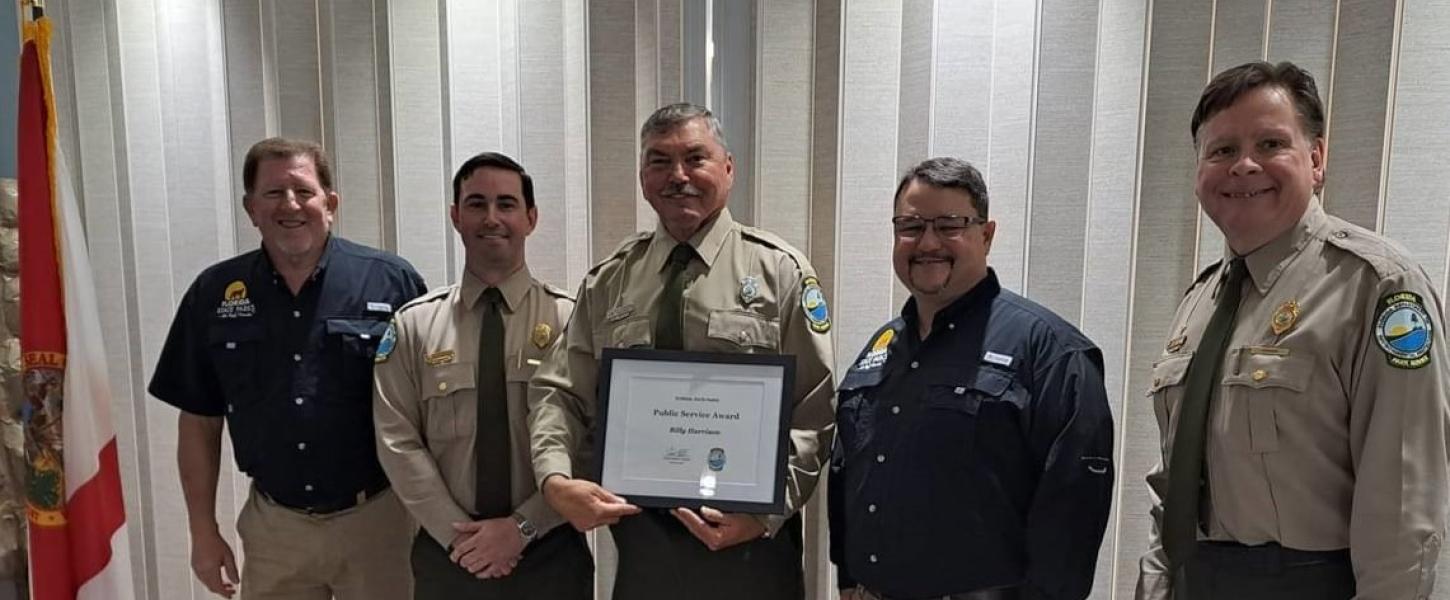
[1270,300,1300,336]
[1375,291,1434,369]
[216,280,256,319]
[531,323,554,349]
[801,277,831,333]
[739,276,761,304]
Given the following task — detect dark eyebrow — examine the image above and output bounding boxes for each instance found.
[462,193,520,203]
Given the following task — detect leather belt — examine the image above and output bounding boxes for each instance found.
[856,584,1021,600]
[1195,541,1350,574]
[259,479,389,516]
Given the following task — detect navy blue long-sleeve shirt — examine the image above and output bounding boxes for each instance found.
[828,269,1114,599]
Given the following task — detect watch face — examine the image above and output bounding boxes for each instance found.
[518,518,537,539]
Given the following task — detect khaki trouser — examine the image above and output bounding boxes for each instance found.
[237,486,414,600]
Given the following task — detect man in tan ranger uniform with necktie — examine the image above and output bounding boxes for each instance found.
[527,102,836,599]
[373,153,590,599]
[1137,61,1450,600]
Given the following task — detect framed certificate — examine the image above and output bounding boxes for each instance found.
[594,348,795,514]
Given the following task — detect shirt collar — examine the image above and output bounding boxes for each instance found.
[1233,196,1326,295]
[254,233,336,283]
[646,208,735,273]
[460,264,533,312]
[901,268,1003,335]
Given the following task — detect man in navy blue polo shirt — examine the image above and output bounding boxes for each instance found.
[150,138,427,600]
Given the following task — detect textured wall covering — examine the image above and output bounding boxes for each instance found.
[35,0,1450,598]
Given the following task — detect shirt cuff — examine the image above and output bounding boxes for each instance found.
[753,513,787,538]
[533,453,574,488]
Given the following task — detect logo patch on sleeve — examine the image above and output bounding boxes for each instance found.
[1374,291,1433,369]
[801,277,831,333]
[374,321,399,364]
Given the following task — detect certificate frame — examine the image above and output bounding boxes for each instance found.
[594,348,795,514]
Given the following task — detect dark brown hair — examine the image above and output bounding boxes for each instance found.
[1191,61,1325,145]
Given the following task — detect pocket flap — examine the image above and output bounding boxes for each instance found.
[423,362,476,397]
[707,310,781,348]
[506,356,538,383]
[603,317,652,348]
[326,318,389,340]
[1146,354,1193,396]
[1222,348,1314,392]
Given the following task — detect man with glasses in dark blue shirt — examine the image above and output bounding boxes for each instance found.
[829,157,1114,600]
[149,138,427,600]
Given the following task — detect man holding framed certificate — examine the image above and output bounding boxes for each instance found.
[527,103,836,599]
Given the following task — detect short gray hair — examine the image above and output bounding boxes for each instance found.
[639,103,729,151]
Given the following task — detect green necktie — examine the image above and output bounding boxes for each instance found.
[654,244,695,351]
[475,287,511,518]
[1164,258,1248,566]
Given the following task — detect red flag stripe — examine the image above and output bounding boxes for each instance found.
[65,440,125,586]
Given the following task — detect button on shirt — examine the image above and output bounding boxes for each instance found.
[373,267,574,548]
[1137,199,1450,600]
[829,269,1115,599]
[149,236,427,510]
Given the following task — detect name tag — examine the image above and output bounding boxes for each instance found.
[367,301,393,313]
[983,351,1014,368]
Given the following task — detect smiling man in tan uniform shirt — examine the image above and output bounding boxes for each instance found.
[1137,62,1449,600]
[373,153,589,599]
[527,103,836,599]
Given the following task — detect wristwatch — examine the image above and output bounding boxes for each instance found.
[512,512,538,544]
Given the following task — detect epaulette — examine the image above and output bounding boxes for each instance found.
[1186,260,1221,297]
[542,282,576,302]
[587,232,653,276]
[1323,220,1412,279]
[395,285,451,315]
[739,226,811,275]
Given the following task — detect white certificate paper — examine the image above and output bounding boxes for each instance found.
[596,349,794,513]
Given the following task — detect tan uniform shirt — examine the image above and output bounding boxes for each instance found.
[527,209,836,534]
[374,267,574,548]
[1138,199,1450,599]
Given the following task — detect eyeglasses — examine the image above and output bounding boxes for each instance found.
[891,215,987,239]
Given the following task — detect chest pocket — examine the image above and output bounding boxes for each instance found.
[918,368,1022,466]
[594,316,652,357]
[421,362,476,442]
[327,318,390,357]
[834,368,885,461]
[1147,354,1193,436]
[1220,348,1315,453]
[207,321,266,409]
[705,310,780,352]
[327,318,392,402]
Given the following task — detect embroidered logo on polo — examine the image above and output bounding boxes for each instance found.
[216,280,256,319]
[1375,291,1433,369]
[856,329,895,371]
[374,321,399,364]
[801,277,831,333]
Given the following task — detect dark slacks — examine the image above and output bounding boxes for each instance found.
[1175,541,1355,600]
[411,526,593,600]
[610,509,804,600]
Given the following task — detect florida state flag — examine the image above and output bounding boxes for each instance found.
[19,11,135,600]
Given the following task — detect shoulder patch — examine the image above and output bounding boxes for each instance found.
[801,276,831,333]
[1186,260,1221,297]
[855,327,894,371]
[1374,291,1434,369]
[587,232,653,276]
[374,320,399,364]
